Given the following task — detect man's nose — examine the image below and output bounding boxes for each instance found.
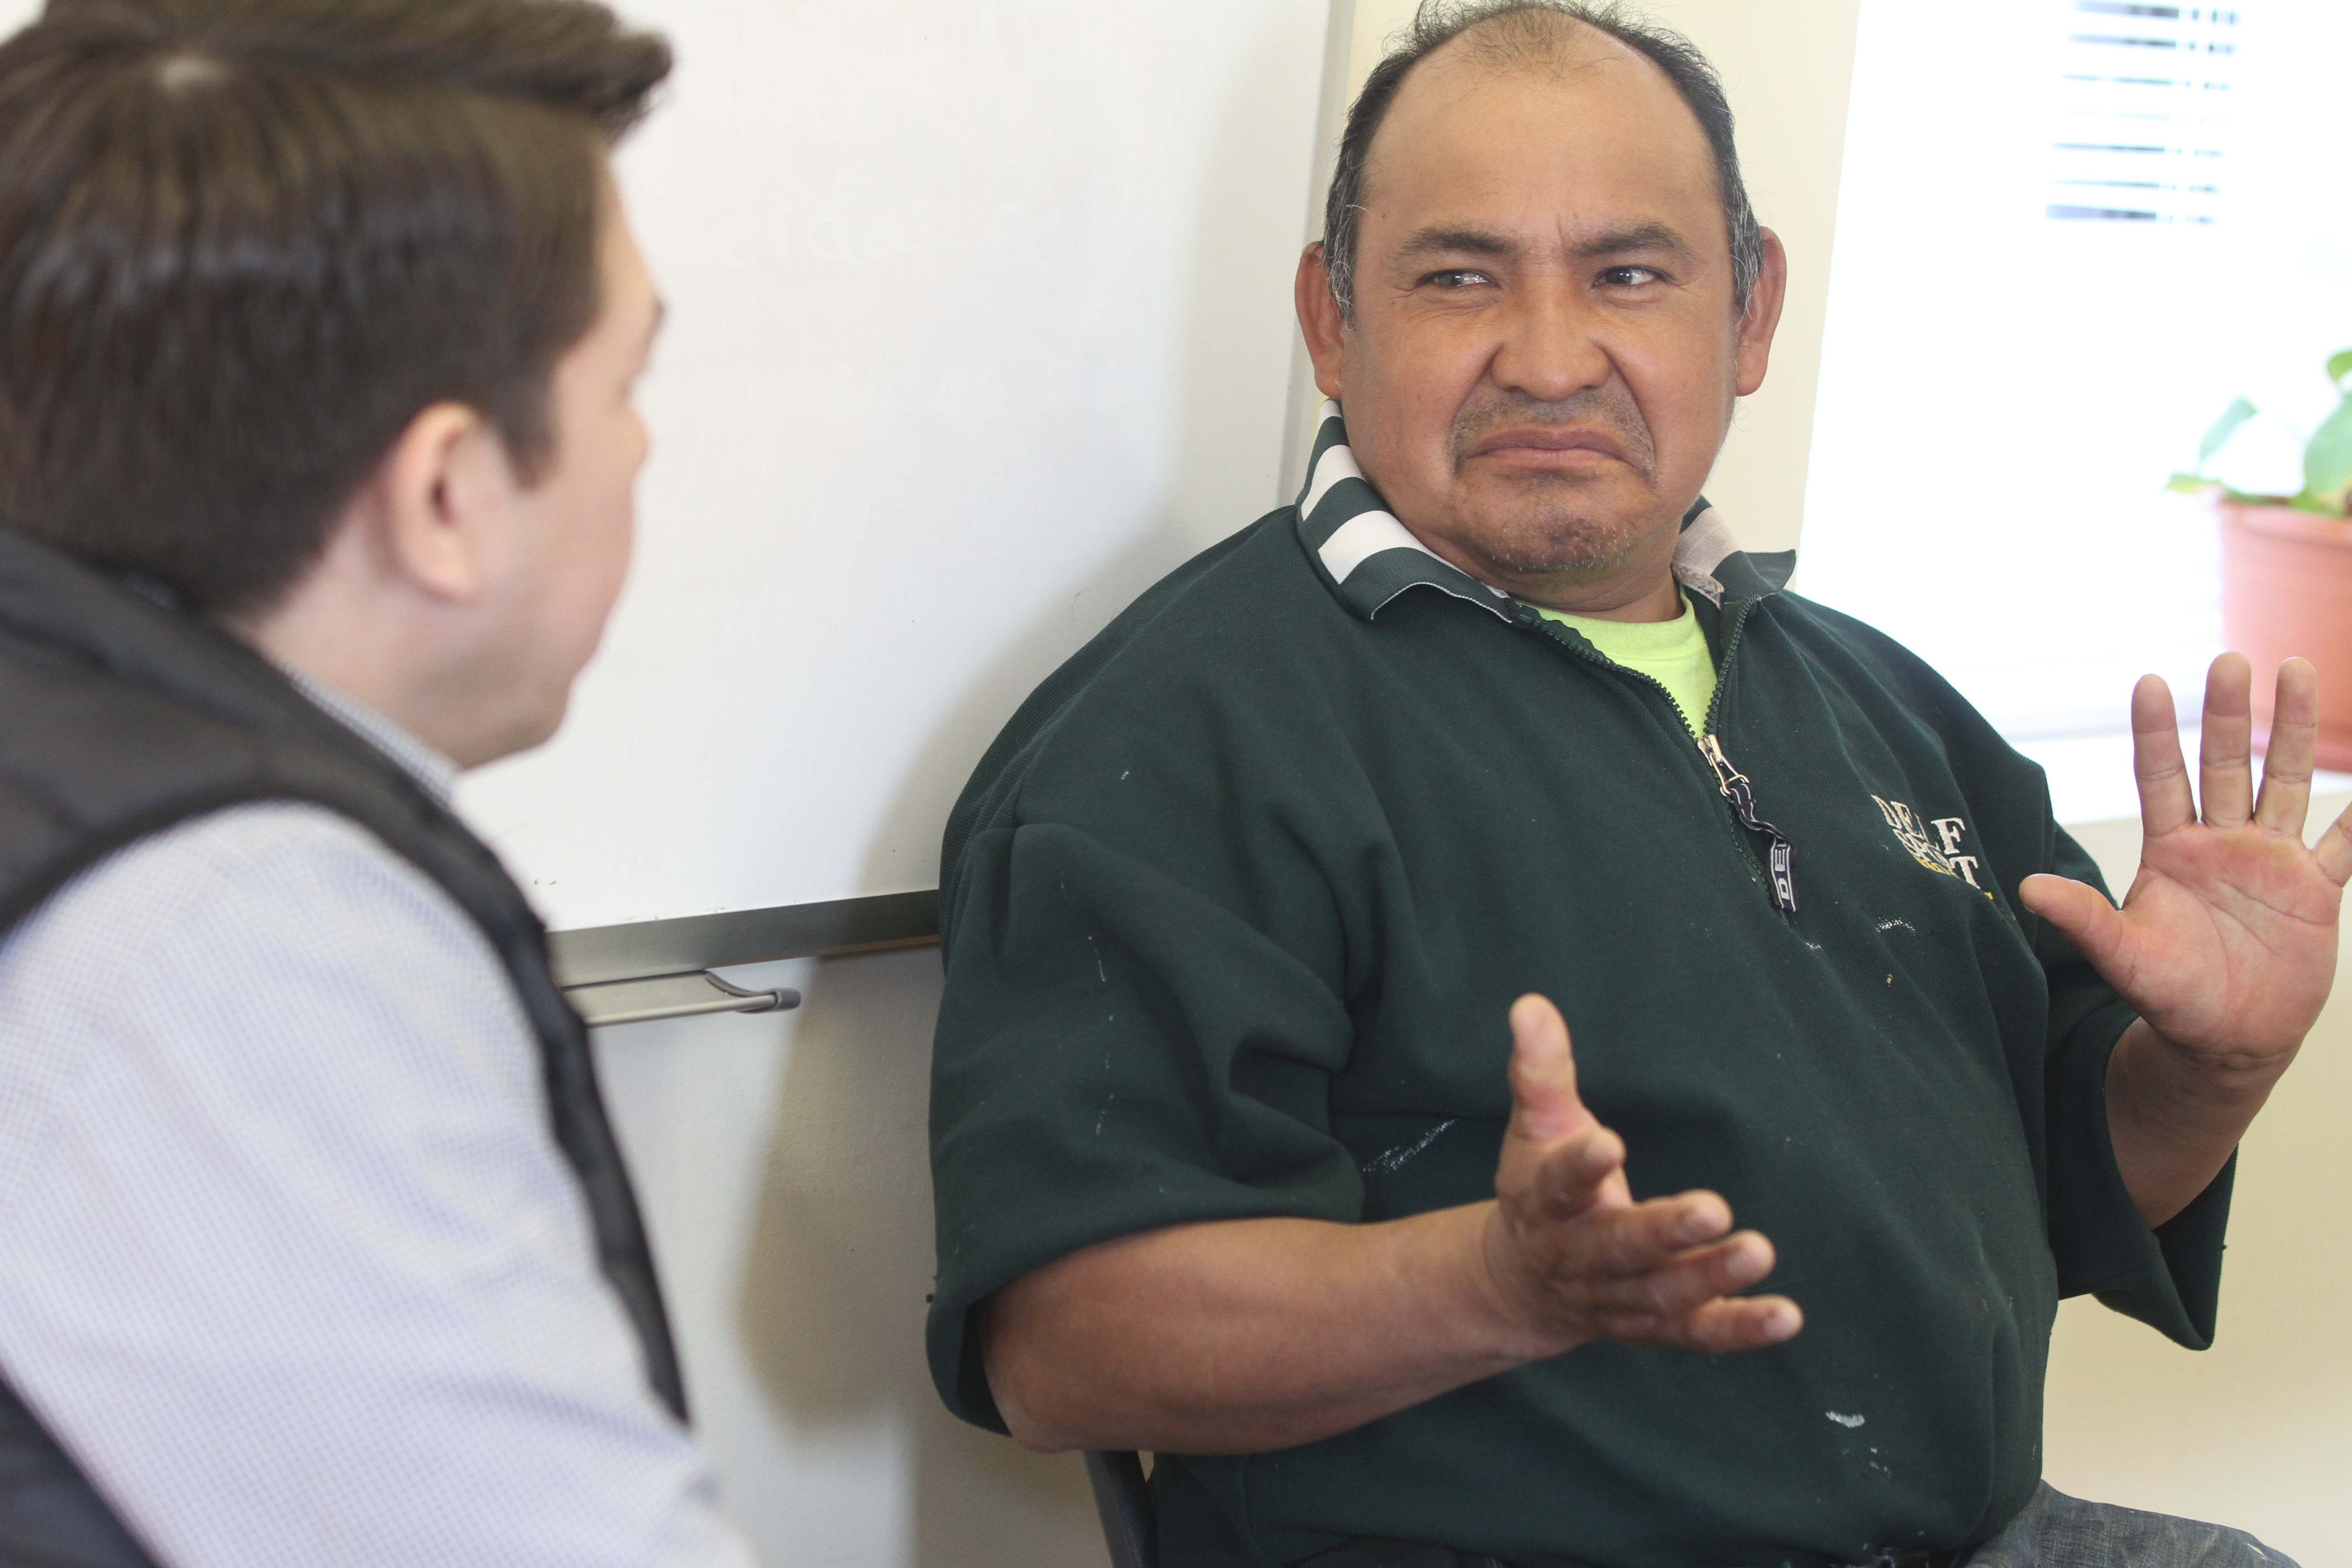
[1488,279,1612,404]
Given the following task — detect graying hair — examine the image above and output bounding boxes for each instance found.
[1322,0,1764,321]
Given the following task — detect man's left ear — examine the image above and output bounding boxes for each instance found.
[370,401,508,605]
[1295,242,1348,401]
[1735,228,1790,398]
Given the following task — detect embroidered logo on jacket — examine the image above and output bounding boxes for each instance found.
[1872,796,1983,889]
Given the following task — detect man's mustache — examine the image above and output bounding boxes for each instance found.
[1447,386,1657,480]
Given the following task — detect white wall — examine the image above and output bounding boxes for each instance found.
[458,0,1334,928]
[597,951,1111,1567]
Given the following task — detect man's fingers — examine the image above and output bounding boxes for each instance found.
[2017,873,2130,970]
[2314,799,2352,889]
[2255,657,2318,835]
[2198,653,2256,828]
[1536,1179,1730,1267]
[1493,1004,1797,1360]
[1573,1229,1784,1330]
[2131,674,2195,839]
[1670,1295,1804,1354]
[1595,1295,1801,1354]
[1525,1126,1626,1221]
[1505,993,1590,1144]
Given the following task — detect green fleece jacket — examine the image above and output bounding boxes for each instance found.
[926,408,2228,1568]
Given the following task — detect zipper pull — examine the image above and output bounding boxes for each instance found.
[1700,734,1799,914]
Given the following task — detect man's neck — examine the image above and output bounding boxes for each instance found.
[1405,527,1686,623]
[1506,569,1683,623]
[277,663,461,804]
[232,556,516,770]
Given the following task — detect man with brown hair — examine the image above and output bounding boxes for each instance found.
[0,2,752,1563]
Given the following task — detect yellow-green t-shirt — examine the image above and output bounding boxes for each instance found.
[1535,593,1716,737]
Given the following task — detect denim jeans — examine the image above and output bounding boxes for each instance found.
[1960,1484,2298,1568]
[1297,1485,2299,1568]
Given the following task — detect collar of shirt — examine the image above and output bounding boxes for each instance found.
[1290,398,1795,623]
[280,667,460,806]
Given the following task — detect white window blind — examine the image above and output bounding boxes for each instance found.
[2050,2,2240,225]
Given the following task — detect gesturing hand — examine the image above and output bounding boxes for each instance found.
[2019,654,2352,1076]
[1478,994,1801,1356]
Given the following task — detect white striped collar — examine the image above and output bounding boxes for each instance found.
[1291,399,1787,621]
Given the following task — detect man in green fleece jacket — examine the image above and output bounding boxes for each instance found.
[926,5,2347,1565]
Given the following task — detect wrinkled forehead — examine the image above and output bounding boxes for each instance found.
[1360,20,1719,225]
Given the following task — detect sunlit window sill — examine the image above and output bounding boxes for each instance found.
[2014,729,2352,832]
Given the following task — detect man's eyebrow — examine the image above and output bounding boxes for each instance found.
[1392,221,1700,267]
[1573,222,1696,260]
[1394,225,1518,262]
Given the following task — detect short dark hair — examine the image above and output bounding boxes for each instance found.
[1322,0,1762,323]
[0,0,672,615]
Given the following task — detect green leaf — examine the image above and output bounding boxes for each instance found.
[2163,473,2297,508]
[2302,395,2352,509]
[2329,348,2352,389]
[2197,396,2259,465]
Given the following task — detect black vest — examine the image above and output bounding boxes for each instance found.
[0,528,685,1566]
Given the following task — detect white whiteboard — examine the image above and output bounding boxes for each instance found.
[456,0,1337,931]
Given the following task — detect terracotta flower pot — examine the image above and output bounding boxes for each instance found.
[2220,500,2352,768]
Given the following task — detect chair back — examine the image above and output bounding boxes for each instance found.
[1083,1450,1157,1568]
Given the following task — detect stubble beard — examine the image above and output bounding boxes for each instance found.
[1443,385,1663,580]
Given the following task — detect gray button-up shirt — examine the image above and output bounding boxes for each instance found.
[0,674,753,1568]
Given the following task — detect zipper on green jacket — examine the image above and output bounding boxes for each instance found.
[1697,598,1799,914]
[1520,595,1799,913]
[1699,733,1798,913]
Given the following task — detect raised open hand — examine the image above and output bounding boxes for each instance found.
[1480,994,1801,1355]
[2019,655,2352,1075]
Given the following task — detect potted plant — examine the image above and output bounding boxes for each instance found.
[2169,349,2352,766]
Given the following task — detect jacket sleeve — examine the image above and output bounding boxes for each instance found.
[2034,822,2230,1349]
[925,818,1365,1432]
